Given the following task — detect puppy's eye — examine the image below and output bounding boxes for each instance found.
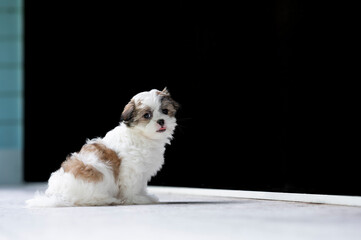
[162,109,168,115]
[143,113,151,119]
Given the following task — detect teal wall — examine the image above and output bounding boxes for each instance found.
[0,0,23,184]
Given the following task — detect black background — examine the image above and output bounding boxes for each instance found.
[24,1,359,195]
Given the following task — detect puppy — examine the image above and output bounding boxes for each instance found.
[26,88,179,207]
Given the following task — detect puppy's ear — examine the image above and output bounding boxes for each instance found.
[162,87,180,111]
[161,87,170,96]
[121,100,136,126]
[172,98,180,112]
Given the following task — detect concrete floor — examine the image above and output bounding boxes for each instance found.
[1,184,361,240]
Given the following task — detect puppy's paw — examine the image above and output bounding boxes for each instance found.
[131,194,159,205]
[146,193,159,203]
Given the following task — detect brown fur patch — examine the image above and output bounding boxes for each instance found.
[121,100,136,126]
[61,156,103,182]
[157,88,180,117]
[121,99,153,127]
[80,143,121,181]
[160,96,179,117]
[133,106,153,124]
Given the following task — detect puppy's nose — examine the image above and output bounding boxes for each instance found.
[157,119,165,126]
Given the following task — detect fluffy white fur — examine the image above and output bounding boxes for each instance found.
[26,88,178,207]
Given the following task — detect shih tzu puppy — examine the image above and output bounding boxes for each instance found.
[26,88,179,207]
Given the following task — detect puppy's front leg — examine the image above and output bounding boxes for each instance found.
[132,192,159,205]
[133,179,159,204]
[121,174,159,205]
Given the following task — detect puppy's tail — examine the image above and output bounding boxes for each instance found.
[26,191,71,208]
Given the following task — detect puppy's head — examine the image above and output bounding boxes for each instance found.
[121,88,179,140]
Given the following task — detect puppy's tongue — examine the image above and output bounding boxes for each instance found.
[159,127,166,131]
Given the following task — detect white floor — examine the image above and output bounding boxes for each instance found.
[1,184,361,240]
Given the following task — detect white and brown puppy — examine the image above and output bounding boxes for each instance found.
[26,88,179,207]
